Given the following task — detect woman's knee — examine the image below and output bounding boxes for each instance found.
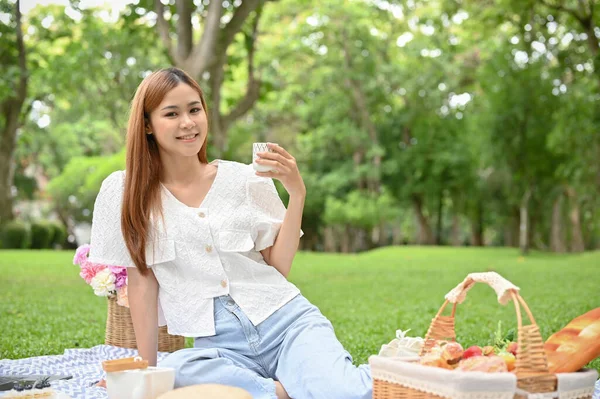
[158,348,277,399]
[158,348,220,387]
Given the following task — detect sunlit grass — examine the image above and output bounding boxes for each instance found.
[1,247,598,373]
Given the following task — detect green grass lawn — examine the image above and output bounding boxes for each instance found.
[1,247,599,373]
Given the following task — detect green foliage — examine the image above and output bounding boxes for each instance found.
[48,221,67,248]
[1,221,31,249]
[324,189,400,229]
[30,221,54,249]
[46,151,125,224]
[12,2,167,200]
[6,0,600,250]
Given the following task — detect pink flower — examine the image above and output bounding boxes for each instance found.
[108,266,127,289]
[114,272,127,289]
[73,244,91,266]
[79,263,106,284]
[108,265,125,275]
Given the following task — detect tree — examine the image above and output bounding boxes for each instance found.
[127,0,269,155]
[14,3,168,185]
[0,0,27,224]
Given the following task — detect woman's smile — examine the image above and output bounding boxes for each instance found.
[176,132,200,142]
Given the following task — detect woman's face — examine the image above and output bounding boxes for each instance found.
[147,83,208,159]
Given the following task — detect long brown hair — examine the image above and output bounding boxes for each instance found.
[122,67,208,273]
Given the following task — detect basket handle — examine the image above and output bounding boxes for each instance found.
[422,272,554,390]
[445,272,520,305]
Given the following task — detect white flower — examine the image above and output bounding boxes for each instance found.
[90,268,116,297]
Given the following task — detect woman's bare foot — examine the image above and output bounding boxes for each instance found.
[275,381,290,399]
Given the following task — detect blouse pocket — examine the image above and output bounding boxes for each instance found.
[145,239,176,266]
[219,230,255,253]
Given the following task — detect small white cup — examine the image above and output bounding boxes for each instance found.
[252,142,277,172]
[106,367,175,399]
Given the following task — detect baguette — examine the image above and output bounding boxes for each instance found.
[544,307,600,373]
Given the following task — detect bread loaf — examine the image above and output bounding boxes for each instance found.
[544,307,600,373]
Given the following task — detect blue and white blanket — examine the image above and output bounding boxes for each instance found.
[0,345,169,399]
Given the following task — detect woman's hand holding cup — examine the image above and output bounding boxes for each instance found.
[253,142,306,198]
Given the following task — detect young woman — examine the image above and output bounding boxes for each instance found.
[88,67,372,399]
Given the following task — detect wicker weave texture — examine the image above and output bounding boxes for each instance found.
[373,379,445,399]
[105,296,185,352]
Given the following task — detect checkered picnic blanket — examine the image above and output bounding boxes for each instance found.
[0,345,170,399]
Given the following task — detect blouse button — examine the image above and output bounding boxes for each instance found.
[205,245,213,253]
[220,279,228,288]
[198,212,206,218]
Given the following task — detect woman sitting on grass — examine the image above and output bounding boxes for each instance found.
[88,67,372,399]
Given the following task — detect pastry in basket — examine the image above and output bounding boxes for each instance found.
[457,356,508,372]
[419,341,464,369]
[544,307,600,373]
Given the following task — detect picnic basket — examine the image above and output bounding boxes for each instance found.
[105,296,185,352]
[369,272,598,399]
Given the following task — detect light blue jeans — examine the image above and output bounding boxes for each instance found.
[159,294,372,399]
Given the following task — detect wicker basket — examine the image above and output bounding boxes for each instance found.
[105,296,185,352]
[370,272,597,399]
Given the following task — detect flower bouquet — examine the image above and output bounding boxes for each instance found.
[73,244,184,352]
[73,244,129,308]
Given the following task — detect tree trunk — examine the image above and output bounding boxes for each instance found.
[435,186,444,245]
[412,194,434,245]
[340,225,351,253]
[392,223,403,245]
[208,61,227,155]
[353,227,368,252]
[451,214,462,246]
[353,150,366,190]
[0,0,27,225]
[341,33,381,195]
[323,226,337,252]
[519,189,532,255]
[470,201,484,246]
[566,187,585,252]
[371,221,387,247]
[550,191,566,253]
[503,209,520,247]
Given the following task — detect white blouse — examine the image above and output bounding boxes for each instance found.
[88,160,302,337]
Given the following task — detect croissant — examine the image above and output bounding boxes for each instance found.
[544,307,600,373]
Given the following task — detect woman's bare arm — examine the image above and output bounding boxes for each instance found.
[127,267,159,366]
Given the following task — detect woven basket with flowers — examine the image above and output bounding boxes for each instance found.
[73,244,184,352]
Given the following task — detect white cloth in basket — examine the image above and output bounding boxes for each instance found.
[378,329,423,359]
[370,355,517,399]
[445,272,520,305]
[514,370,598,399]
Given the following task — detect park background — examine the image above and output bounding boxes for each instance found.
[1,0,599,374]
